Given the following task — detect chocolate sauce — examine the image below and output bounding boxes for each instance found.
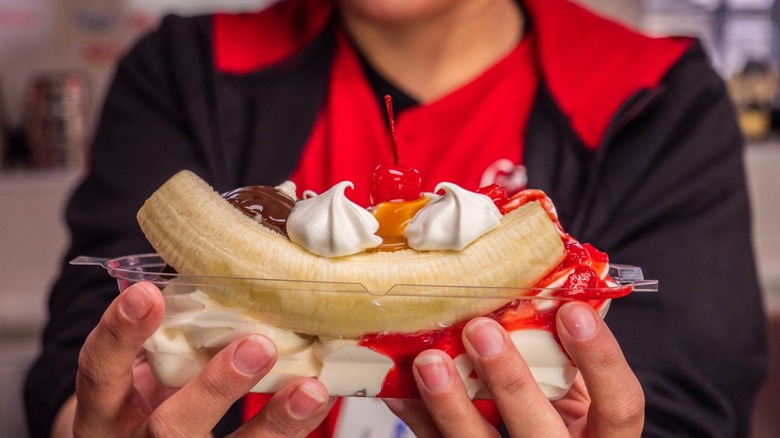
[222,186,296,235]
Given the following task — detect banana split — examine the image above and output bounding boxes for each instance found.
[132,169,632,400]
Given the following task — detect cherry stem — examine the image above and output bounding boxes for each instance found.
[384,95,400,165]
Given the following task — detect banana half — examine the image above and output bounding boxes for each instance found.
[137,170,565,338]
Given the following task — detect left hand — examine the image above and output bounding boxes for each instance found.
[384,301,645,437]
[65,281,333,438]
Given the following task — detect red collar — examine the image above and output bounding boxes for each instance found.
[522,0,692,148]
[212,0,333,74]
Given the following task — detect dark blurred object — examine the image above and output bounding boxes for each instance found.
[0,76,31,170]
[728,59,778,142]
[0,76,5,169]
[24,71,90,169]
[5,127,30,169]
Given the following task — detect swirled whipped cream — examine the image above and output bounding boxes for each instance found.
[405,182,501,251]
[287,181,382,257]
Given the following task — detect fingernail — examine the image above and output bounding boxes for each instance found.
[561,303,597,339]
[465,319,505,358]
[233,335,275,375]
[121,285,153,320]
[289,383,327,418]
[414,353,451,393]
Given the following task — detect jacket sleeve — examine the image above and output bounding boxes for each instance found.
[580,45,769,437]
[22,15,242,437]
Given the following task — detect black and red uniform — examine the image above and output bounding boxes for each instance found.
[25,0,769,437]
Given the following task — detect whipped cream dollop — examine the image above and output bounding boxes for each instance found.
[287,181,382,257]
[405,182,502,251]
[275,180,298,200]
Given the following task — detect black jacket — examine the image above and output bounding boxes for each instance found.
[25,1,768,436]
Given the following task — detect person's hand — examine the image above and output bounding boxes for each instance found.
[385,301,645,437]
[54,281,333,437]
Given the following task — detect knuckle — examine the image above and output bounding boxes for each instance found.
[76,342,111,390]
[146,413,186,438]
[489,368,537,397]
[197,368,240,404]
[101,310,134,345]
[265,415,301,437]
[587,344,618,372]
[253,408,302,437]
[599,389,645,429]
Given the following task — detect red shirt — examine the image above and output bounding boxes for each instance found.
[244,22,538,437]
[289,29,537,207]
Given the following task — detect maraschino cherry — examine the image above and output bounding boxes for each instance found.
[369,95,423,205]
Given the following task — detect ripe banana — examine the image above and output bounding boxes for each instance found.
[137,170,565,338]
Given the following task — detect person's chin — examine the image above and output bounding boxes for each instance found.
[335,0,458,24]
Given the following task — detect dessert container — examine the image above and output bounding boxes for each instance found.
[72,254,657,400]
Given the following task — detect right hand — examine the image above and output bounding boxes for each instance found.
[54,281,333,437]
[386,302,645,437]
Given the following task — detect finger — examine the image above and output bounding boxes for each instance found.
[235,378,332,438]
[462,318,568,438]
[383,398,442,438]
[147,335,278,437]
[132,350,178,409]
[556,301,645,437]
[75,282,164,423]
[410,349,495,437]
[550,372,590,426]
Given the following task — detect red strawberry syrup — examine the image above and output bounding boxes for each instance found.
[358,192,630,398]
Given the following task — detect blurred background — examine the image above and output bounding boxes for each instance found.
[1,0,779,436]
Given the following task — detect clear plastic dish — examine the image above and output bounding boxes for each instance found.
[72,254,657,400]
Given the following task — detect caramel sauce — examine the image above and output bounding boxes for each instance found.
[369,196,430,251]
